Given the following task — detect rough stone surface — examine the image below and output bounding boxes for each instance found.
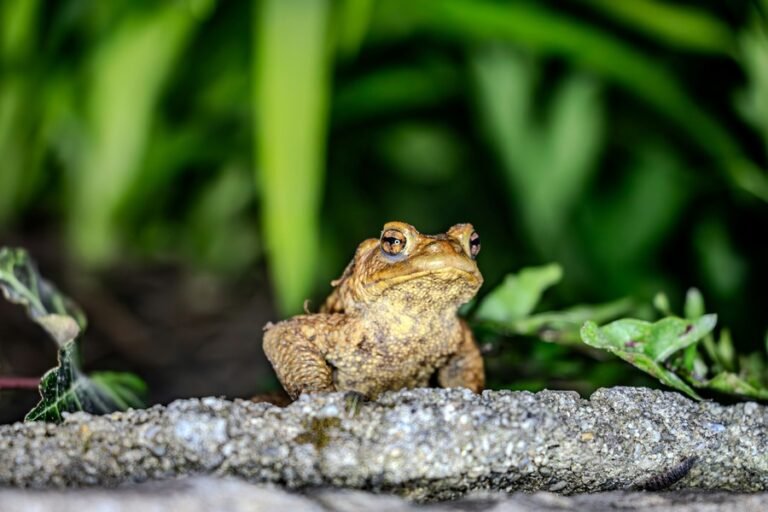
[1,478,768,512]
[0,387,767,501]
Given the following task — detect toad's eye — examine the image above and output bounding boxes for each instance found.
[381,229,406,256]
[469,231,481,259]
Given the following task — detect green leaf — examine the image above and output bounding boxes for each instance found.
[379,0,768,201]
[0,0,45,227]
[474,264,563,324]
[471,48,604,253]
[506,297,635,343]
[334,0,374,59]
[716,328,736,372]
[705,372,768,400]
[584,0,733,54]
[736,6,768,154]
[90,371,148,411]
[582,148,690,285]
[679,343,698,375]
[693,219,747,300]
[586,315,717,362]
[580,315,718,399]
[681,287,715,375]
[376,123,461,184]
[253,0,332,314]
[653,292,672,316]
[684,288,705,319]
[0,247,146,422]
[24,347,146,422]
[0,247,86,336]
[333,62,459,124]
[69,2,212,265]
[738,352,766,390]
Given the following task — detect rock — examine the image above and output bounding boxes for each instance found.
[0,387,766,501]
[1,478,768,512]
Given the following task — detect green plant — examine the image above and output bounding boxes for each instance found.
[476,265,768,401]
[0,247,146,422]
[252,0,333,314]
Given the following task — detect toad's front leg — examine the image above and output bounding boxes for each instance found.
[437,320,485,393]
[262,314,343,399]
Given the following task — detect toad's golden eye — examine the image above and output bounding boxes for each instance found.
[469,231,481,258]
[381,229,406,256]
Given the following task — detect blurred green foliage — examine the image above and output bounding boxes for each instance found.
[1,0,767,386]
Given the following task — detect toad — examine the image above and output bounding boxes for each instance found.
[263,221,485,399]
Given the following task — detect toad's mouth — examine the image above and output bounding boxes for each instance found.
[367,266,482,288]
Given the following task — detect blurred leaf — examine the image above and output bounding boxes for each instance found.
[508,297,635,342]
[585,0,733,54]
[69,1,212,264]
[474,264,563,324]
[334,0,374,59]
[692,355,708,381]
[548,72,604,192]
[694,219,747,300]
[681,286,722,376]
[384,0,768,201]
[0,0,45,226]
[0,0,38,59]
[705,372,768,400]
[675,341,703,378]
[25,344,147,422]
[676,289,702,377]
[581,315,717,399]
[90,371,148,411]
[736,6,768,154]
[0,247,86,331]
[253,0,332,314]
[591,149,688,263]
[717,328,736,372]
[582,147,689,294]
[0,247,146,422]
[185,163,259,273]
[653,292,672,316]
[684,288,705,320]
[471,47,533,152]
[475,264,635,346]
[334,62,459,124]
[472,47,603,253]
[377,123,461,183]
[740,352,765,389]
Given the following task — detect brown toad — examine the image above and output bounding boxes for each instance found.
[262,221,485,399]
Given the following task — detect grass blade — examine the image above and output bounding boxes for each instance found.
[253,0,332,313]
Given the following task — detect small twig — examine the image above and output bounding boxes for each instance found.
[0,376,40,390]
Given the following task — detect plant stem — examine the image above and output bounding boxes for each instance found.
[0,376,40,390]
